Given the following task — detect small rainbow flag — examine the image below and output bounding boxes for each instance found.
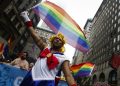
[32,1,89,53]
[70,62,95,78]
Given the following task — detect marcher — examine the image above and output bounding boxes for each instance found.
[10,52,29,70]
[20,11,77,86]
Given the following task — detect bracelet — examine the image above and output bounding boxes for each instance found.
[26,21,33,27]
[71,84,77,86]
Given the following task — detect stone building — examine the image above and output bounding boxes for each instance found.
[0,0,41,60]
[84,0,120,86]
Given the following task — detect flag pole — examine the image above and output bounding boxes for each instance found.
[26,0,45,11]
[26,3,39,11]
[26,0,48,11]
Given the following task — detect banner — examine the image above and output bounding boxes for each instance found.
[109,54,120,69]
[0,63,28,86]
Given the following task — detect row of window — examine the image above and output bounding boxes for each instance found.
[5,0,38,34]
[85,0,120,65]
[96,61,109,71]
[91,0,119,39]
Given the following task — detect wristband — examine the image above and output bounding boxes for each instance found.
[26,21,33,27]
[71,84,77,86]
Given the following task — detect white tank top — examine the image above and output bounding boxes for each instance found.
[32,53,68,81]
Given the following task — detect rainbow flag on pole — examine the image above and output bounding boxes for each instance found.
[70,62,95,77]
[32,1,89,53]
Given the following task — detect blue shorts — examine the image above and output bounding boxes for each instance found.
[20,71,55,86]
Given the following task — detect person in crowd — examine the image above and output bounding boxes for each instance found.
[20,11,77,86]
[10,52,29,70]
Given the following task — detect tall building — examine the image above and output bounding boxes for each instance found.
[84,0,120,86]
[84,19,93,41]
[72,51,83,65]
[0,0,41,60]
[83,19,93,62]
[72,19,92,65]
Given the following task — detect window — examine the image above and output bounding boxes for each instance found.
[114,24,117,28]
[113,37,116,43]
[10,15,16,21]
[113,47,116,51]
[119,5,120,10]
[15,23,19,28]
[118,12,120,16]
[112,8,115,12]
[115,16,117,20]
[117,45,120,51]
[118,27,120,32]
[118,19,120,24]
[111,26,113,31]
[115,10,117,14]
[117,35,120,41]
[109,1,111,4]
[20,39,24,45]
[113,3,115,6]
[112,19,114,23]
[115,4,117,8]
[110,11,111,15]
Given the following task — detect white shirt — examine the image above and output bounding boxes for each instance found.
[32,53,68,81]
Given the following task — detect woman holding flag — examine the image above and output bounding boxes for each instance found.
[20,10,77,86]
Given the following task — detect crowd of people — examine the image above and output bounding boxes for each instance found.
[0,50,34,71]
[10,52,30,70]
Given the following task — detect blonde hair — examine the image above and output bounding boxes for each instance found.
[49,32,66,53]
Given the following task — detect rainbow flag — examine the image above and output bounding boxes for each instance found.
[32,1,89,53]
[70,62,95,77]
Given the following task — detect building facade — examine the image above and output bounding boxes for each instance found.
[72,50,83,65]
[71,19,93,86]
[83,19,93,62]
[84,0,120,86]
[84,19,93,41]
[0,0,41,61]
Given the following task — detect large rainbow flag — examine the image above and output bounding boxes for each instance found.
[70,62,95,78]
[32,1,89,53]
